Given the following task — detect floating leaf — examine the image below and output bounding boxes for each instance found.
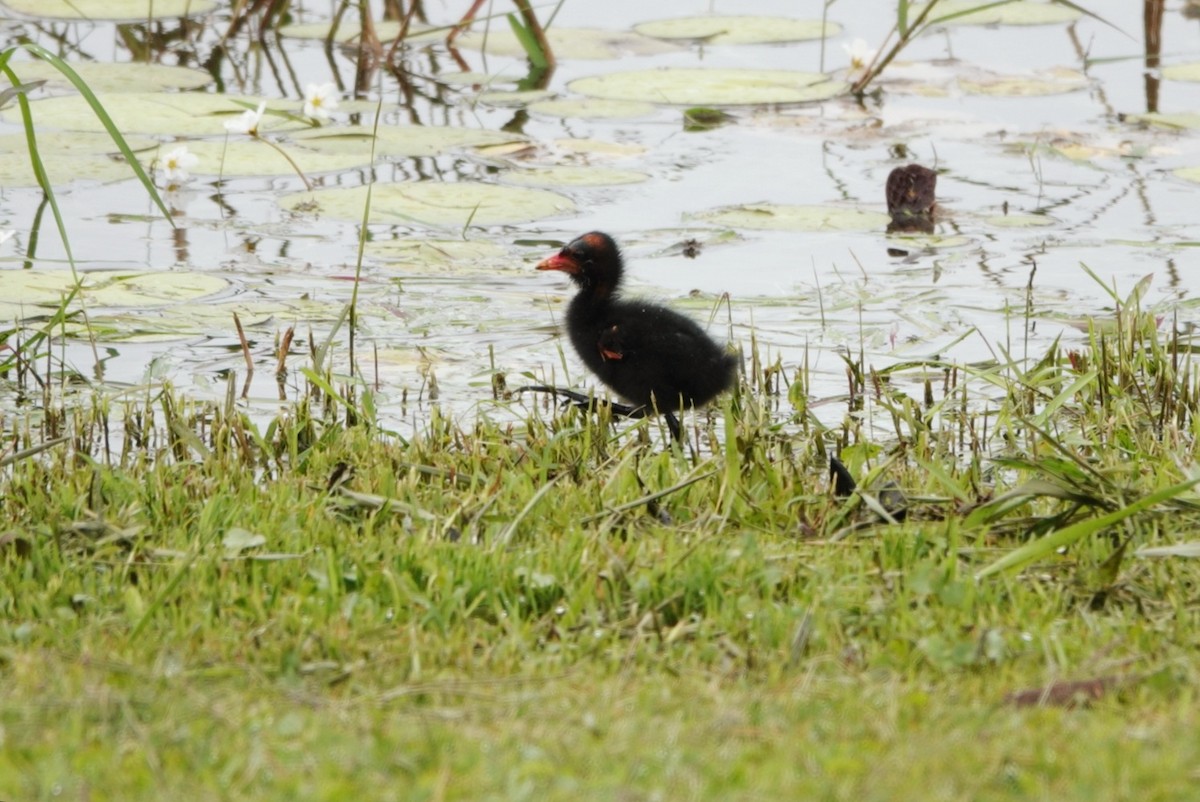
[1163,62,1200,82]
[1123,113,1200,130]
[634,16,839,45]
[6,60,212,93]
[959,68,1088,97]
[693,203,890,231]
[527,98,657,119]
[455,27,678,60]
[916,0,1081,26]
[501,165,649,188]
[279,20,443,44]
[551,138,646,158]
[162,139,370,177]
[984,213,1055,228]
[6,93,302,137]
[477,90,558,108]
[368,238,513,272]
[1173,167,1200,185]
[570,68,847,106]
[0,270,228,314]
[280,182,576,227]
[0,0,217,19]
[291,125,523,158]
[0,131,157,187]
[683,107,735,131]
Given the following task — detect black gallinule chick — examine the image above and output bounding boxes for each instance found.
[531,232,737,441]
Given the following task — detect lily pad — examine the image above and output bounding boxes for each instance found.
[0,0,217,19]
[551,139,646,158]
[1123,113,1200,130]
[476,90,558,108]
[156,139,371,177]
[7,60,212,93]
[72,297,350,342]
[501,165,649,188]
[455,27,678,60]
[959,68,1087,97]
[0,270,228,309]
[1172,167,1200,185]
[634,16,839,45]
[290,125,524,158]
[527,98,657,119]
[570,68,847,106]
[368,239,513,271]
[7,93,304,137]
[280,183,576,227]
[914,0,1081,26]
[279,20,442,44]
[0,131,156,187]
[692,204,890,231]
[984,213,1055,228]
[1163,63,1200,82]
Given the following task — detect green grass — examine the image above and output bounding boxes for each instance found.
[4,299,1200,800]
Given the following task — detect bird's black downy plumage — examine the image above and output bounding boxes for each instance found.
[534,232,737,440]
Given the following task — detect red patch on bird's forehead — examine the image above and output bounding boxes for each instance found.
[580,233,608,250]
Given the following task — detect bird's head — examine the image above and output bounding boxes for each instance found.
[536,231,623,295]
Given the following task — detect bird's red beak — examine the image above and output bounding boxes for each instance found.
[536,251,580,275]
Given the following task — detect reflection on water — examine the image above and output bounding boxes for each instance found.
[1,0,1199,433]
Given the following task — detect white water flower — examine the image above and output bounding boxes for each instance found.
[158,145,199,185]
[303,82,339,120]
[224,101,267,135]
[842,38,876,71]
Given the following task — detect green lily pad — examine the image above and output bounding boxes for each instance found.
[0,131,156,187]
[959,68,1087,96]
[0,270,227,309]
[367,239,513,271]
[290,125,525,158]
[437,71,521,87]
[278,20,442,44]
[156,139,371,177]
[528,98,657,119]
[7,93,304,137]
[984,213,1055,228]
[886,233,972,249]
[570,68,847,106]
[1172,167,1200,185]
[914,0,1081,26]
[6,60,212,93]
[634,16,839,45]
[0,0,217,19]
[501,165,649,188]
[70,297,348,342]
[280,183,576,227]
[455,27,678,60]
[477,90,558,108]
[1163,63,1200,82]
[692,204,890,231]
[1123,113,1200,130]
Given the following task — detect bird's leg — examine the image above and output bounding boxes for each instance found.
[663,411,681,443]
[515,385,645,418]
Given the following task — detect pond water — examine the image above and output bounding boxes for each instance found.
[1,0,1198,436]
